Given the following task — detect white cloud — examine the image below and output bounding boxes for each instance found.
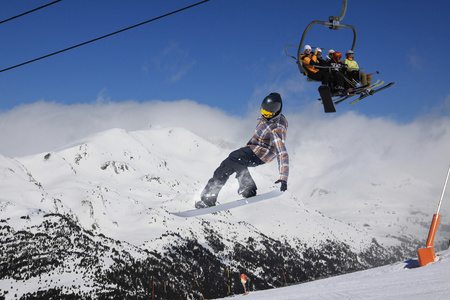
[153,41,197,82]
[0,98,449,191]
[407,49,424,70]
[0,99,250,157]
[287,110,450,185]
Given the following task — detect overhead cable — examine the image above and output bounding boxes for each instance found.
[0,0,211,74]
[0,0,64,25]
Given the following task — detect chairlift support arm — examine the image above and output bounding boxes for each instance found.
[291,0,356,75]
[296,21,357,59]
[330,0,348,25]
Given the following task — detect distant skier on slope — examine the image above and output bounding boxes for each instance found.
[195,92,289,209]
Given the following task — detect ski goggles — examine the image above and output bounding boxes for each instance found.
[261,108,275,119]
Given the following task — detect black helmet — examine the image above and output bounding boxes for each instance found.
[261,92,282,119]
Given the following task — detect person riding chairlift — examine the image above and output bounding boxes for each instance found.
[300,45,333,88]
[344,50,372,87]
[328,51,348,92]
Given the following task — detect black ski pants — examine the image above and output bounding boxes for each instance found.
[332,70,348,89]
[203,146,264,196]
[307,70,333,86]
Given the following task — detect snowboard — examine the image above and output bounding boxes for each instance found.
[318,84,336,113]
[171,189,283,217]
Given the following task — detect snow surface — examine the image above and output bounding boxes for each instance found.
[2,126,388,253]
[215,249,450,299]
[1,123,450,298]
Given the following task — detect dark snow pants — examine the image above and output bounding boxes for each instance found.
[332,70,347,89]
[202,146,264,204]
[307,69,333,86]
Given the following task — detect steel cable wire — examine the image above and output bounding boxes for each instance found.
[0,0,210,73]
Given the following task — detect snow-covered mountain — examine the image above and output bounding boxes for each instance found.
[0,126,447,299]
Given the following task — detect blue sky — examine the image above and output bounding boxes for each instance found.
[0,0,448,121]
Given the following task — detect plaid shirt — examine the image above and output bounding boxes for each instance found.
[247,114,289,182]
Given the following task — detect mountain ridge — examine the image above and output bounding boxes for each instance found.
[0,125,440,298]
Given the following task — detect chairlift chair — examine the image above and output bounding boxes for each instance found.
[285,0,356,77]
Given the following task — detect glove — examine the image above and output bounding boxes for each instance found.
[275,180,287,192]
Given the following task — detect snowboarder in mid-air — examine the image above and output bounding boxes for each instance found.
[195,92,289,209]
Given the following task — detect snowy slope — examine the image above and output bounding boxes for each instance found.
[2,126,437,250]
[1,125,449,298]
[2,126,378,251]
[216,249,450,299]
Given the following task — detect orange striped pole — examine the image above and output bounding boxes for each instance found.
[418,165,450,266]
